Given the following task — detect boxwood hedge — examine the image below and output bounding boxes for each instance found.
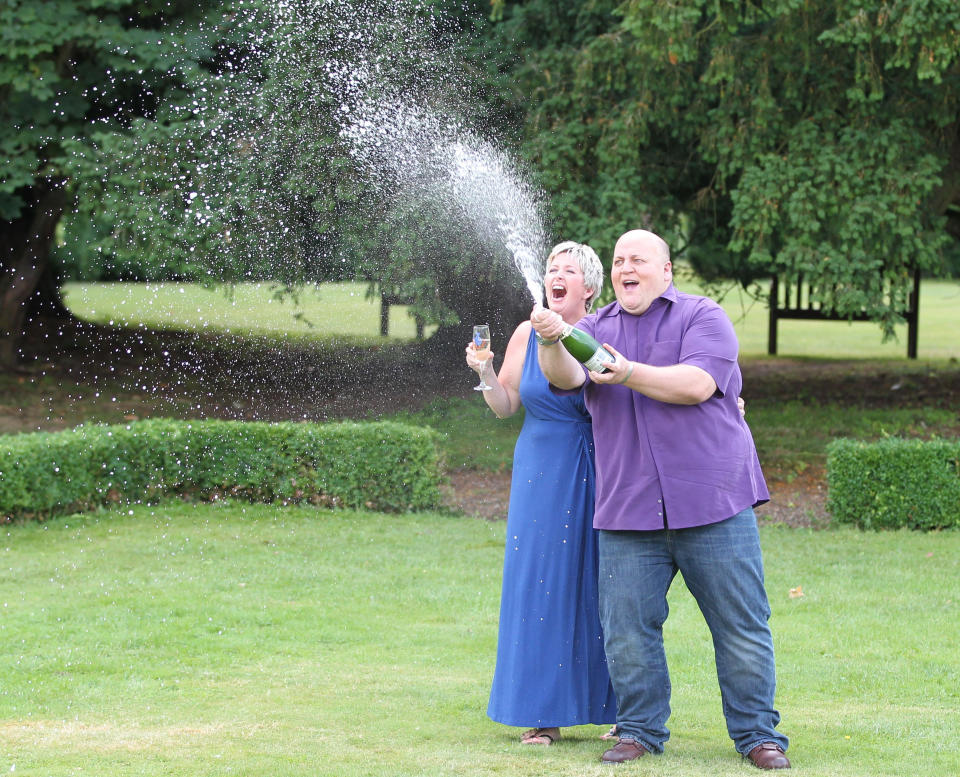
[826,437,960,530]
[0,418,443,522]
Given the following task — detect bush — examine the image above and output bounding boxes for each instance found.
[826,437,960,530]
[0,419,443,522]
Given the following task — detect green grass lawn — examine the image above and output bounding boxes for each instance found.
[62,281,434,344]
[2,504,957,777]
[673,273,960,360]
[61,277,960,359]
[48,277,960,478]
[5,276,954,777]
[383,394,960,482]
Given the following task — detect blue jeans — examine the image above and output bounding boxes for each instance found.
[598,508,787,755]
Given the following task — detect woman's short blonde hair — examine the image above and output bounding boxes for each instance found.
[546,241,604,312]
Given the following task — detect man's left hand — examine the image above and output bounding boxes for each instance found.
[589,344,634,386]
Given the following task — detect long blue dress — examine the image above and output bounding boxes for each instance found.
[487,330,616,727]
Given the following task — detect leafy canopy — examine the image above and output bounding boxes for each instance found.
[488,0,960,335]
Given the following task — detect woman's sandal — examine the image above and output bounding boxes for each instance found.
[520,727,560,745]
[599,725,618,740]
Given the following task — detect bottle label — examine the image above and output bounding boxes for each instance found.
[583,348,613,373]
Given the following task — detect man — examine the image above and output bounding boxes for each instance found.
[530,229,790,769]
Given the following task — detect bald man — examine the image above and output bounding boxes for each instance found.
[531,229,790,769]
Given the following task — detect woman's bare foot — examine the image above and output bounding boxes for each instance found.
[520,727,560,745]
[600,725,618,740]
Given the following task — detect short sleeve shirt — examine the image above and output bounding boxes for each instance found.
[570,285,769,531]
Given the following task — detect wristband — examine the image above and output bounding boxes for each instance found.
[535,332,559,346]
[618,362,634,385]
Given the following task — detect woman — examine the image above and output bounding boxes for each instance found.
[465,241,616,745]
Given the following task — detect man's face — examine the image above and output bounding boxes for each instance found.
[611,233,672,315]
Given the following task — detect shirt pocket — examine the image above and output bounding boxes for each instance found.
[645,339,681,366]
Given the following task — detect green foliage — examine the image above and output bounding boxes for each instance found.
[56,114,225,282]
[487,0,960,336]
[826,437,960,530]
[0,0,220,219]
[0,418,443,521]
[728,122,947,337]
[8,0,960,349]
[44,0,528,339]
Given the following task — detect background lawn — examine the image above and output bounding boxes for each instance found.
[62,281,435,344]
[1,504,957,777]
[673,271,960,360]
[2,277,958,775]
[385,393,960,492]
[61,276,960,359]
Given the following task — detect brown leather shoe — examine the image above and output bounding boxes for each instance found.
[601,738,648,764]
[746,742,791,769]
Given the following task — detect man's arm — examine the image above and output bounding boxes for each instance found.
[590,344,717,404]
[530,307,587,390]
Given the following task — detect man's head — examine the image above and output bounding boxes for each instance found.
[611,230,672,315]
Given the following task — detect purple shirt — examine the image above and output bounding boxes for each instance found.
[560,285,768,531]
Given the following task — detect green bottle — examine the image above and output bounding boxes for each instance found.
[559,324,615,373]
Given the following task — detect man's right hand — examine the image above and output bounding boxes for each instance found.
[532,305,588,390]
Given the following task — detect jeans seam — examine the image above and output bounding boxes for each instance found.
[740,738,785,756]
[616,734,659,754]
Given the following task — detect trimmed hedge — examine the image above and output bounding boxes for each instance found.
[0,419,443,522]
[826,437,960,530]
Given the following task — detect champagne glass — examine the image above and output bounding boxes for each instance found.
[472,324,493,391]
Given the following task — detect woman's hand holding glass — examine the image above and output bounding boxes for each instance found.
[469,324,494,391]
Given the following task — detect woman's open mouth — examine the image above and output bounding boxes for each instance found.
[551,284,567,301]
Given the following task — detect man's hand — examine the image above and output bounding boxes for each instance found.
[588,343,633,385]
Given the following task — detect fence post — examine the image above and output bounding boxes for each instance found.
[907,268,920,359]
[380,291,390,337]
[767,276,779,356]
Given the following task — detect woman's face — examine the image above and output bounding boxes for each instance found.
[544,251,594,320]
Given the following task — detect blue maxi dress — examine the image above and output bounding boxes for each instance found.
[486,330,616,727]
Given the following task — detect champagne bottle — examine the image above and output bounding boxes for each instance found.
[558,324,614,373]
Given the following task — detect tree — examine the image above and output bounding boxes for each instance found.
[488,0,960,336]
[0,0,223,369]
[4,0,534,364]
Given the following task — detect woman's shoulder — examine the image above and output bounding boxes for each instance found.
[501,319,534,357]
[504,319,533,348]
[497,319,533,384]
[512,320,533,338]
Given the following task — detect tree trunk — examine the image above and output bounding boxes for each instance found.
[0,182,66,371]
[27,257,72,320]
[933,121,960,243]
[422,267,531,360]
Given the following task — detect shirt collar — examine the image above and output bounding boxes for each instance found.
[599,283,678,319]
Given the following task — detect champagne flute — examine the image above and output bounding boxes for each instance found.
[472,324,493,391]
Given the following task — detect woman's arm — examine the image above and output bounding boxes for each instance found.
[465,321,531,418]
